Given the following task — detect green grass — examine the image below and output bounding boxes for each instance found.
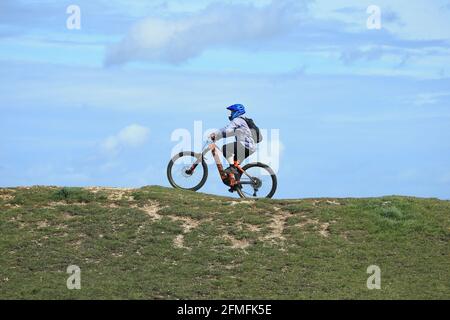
[0,186,449,299]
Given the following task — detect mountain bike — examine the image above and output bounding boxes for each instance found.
[167,138,277,198]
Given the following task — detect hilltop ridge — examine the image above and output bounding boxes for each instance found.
[0,186,449,299]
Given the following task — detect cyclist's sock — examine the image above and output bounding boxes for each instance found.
[226,156,234,165]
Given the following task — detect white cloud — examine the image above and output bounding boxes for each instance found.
[412,92,450,106]
[104,0,306,65]
[310,0,450,40]
[102,124,150,155]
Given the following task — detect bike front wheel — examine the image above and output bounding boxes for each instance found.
[236,162,277,199]
[167,152,208,191]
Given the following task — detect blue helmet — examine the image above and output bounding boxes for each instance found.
[227,104,246,121]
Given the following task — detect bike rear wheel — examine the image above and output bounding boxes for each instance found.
[167,152,208,191]
[236,162,277,199]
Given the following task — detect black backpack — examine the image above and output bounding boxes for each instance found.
[241,117,263,143]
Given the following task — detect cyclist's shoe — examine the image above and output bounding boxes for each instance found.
[225,165,240,192]
[228,184,241,193]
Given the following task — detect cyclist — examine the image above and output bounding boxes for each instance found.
[209,104,256,192]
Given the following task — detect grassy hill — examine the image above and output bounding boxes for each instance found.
[0,186,449,299]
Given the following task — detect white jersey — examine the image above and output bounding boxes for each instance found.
[216,117,256,152]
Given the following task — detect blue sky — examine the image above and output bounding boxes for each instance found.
[1,0,450,199]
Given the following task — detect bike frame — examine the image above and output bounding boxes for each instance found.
[187,141,255,187]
